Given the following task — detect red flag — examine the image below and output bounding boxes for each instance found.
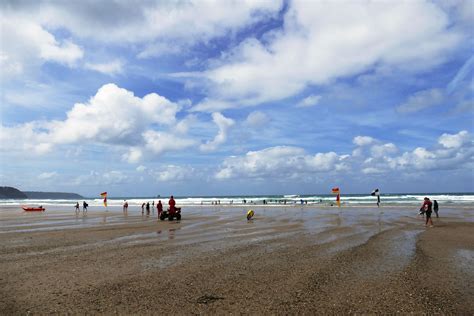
[331,188,341,207]
[100,192,107,207]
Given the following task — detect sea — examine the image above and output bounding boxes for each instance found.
[1,193,473,209]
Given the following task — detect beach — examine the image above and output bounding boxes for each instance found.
[1,205,473,314]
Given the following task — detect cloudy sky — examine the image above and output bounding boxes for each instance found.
[1,0,473,197]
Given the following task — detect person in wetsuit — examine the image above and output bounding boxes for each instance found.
[433,200,439,218]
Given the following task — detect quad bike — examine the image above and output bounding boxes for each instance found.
[160,207,181,221]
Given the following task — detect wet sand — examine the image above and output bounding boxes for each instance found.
[1,205,473,314]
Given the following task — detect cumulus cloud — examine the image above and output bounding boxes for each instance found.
[48,83,180,145]
[215,146,347,179]
[353,136,376,147]
[0,84,194,161]
[396,88,444,113]
[190,1,461,111]
[215,131,473,179]
[200,112,235,152]
[438,130,470,148]
[370,143,398,158]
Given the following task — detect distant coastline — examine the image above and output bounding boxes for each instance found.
[0,186,83,199]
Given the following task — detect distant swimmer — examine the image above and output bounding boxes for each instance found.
[247,209,254,220]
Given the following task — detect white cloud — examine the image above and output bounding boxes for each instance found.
[370,143,398,158]
[215,146,346,179]
[438,130,470,148]
[122,148,143,164]
[151,165,195,182]
[353,136,375,146]
[215,131,473,179]
[190,1,461,111]
[144,131,196,155]
[296,95,321,108]
[85,60,124,75]
[396,88,444,113]
[200,112,235,152]
[0,84,189,160]
[49,83,180,145]
[0,14,83,79]
[5,1,283,49]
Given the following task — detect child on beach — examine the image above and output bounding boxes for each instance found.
[433,200,439,218]
[75,202,80,213]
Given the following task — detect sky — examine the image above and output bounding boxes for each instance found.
[1,0,473,197]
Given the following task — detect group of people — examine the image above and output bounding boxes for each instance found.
[74,196,178,218]
[419,197,439,227]
[124,195,176,218]
[74,201,88,213]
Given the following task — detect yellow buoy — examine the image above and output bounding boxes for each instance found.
[247,209,254,220]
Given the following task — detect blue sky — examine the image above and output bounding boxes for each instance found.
[1,0,473,197]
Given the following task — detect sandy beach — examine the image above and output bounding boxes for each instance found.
[1,205,473,314]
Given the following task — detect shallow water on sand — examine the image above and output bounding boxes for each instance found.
[1,205,472,234]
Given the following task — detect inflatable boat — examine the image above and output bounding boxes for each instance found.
[22,206,45,212]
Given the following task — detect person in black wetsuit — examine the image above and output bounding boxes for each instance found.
[433,200,439,218]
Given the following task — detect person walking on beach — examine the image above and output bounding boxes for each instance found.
[82,201,88,213]
[421,197,434,227]
[123,200,128,212]
[75,202,80,213]
[141,203,145,214]
[433,200,439,218]
[157,200,163,217]
[146,202,150,215]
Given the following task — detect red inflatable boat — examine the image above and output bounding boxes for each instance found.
[22,206,45,212]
